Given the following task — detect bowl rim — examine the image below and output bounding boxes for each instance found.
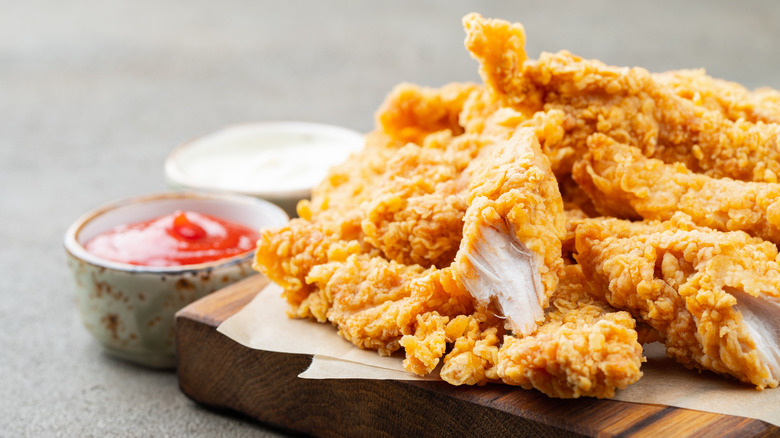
[164,120,364,200]
[64,191,288,274]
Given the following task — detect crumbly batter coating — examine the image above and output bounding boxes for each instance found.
[496,264,644,398]
[575,214,780,389]
[573,133,780,244]
[655,69,780,124]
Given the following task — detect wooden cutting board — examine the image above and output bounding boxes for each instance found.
[175,275,778,437]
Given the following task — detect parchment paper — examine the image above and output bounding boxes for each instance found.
[217,282,424,373]
[217,283,780,427]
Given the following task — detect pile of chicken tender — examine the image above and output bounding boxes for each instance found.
[254,13,780,398]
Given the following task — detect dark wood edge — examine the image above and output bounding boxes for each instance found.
[174,275,779,438]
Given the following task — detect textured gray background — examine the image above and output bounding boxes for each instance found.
[2,1,779,436]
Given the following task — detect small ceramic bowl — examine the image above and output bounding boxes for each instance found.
[64,192,288,368]
[164,121,364,217]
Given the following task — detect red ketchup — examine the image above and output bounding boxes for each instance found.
[84,210,260,266]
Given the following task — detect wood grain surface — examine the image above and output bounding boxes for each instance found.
[175,275,779,437]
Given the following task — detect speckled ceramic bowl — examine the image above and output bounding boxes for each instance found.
[64,192,288,368]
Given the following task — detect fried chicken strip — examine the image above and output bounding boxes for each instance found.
[496,264,644,398]
[463,13,780,182]
[403,128,568,378]
[454,128,566,335]
[573,133,780,244]
[575,214,780,389]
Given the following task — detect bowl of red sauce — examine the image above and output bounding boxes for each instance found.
[64,191,288,368]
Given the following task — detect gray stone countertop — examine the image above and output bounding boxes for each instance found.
[2,1,779,436]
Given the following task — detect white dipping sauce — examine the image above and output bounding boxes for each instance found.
[166,122,364,199]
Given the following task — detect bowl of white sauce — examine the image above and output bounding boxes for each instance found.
[165,122,364,216]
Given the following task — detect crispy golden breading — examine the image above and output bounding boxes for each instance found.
[655,69,780,124]
[378,82,480,145]
[573,134,780,244]
[435,263,645,399]
[454,128,565,335]
[360,134,484,268]
[254,216,364,315]
[463,13,780,183]
[575,214,780,389]
[437,311,503,385]
[308,254,475,360]
[496,264,644,399]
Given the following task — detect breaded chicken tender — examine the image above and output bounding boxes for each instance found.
[463,13,780,183]
[575,214,780,389]
[496,264,644,399]
[573,134,780,244]
[454,128,565,335]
